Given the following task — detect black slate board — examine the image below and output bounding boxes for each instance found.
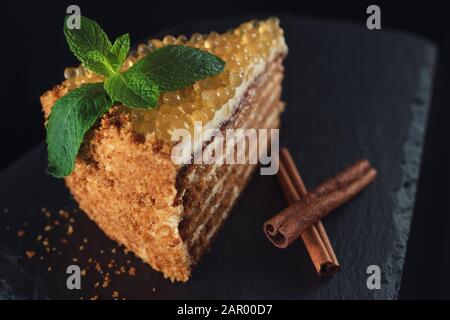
[0,16,436,299]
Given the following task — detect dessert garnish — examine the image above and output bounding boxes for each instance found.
[276,148,340,276]
[265,155,377,250]
[46,15,224,178]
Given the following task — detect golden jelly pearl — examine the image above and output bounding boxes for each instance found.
[242,31,256,44]
[132,110,146,122]
[251,20,260,28]
[170,118,191,132]
[230,42,241,51]
[190,33,203,42]
[137,44,150,56]
[229,72,243,87]
[181,87,196,102]
[84,68,94,78]
[202,106,216,119]
[259,23,271,34]
[269,16,280,26]
[158,128,172,141]
[129,50,139,60]
[150,39,163,48]
[209,31,219,39]
[201,90,217,107]
[121,59,134,71]
[164,115,179,136]
[147,40,157,51]
[64,67,79,79]
[145,120,157,133]
[64,78,77,89]
[78,65,87,76]
[241,22,253,31]
[180,114,194,131]
[159,104,177,116]
[191,110,209,124]
[213,45,226,56]
[217,87,230,103]
[194,41,205,49]
[177,35,188,44]
[155,115,170,128]
[193,82,202,93]
[132,122,146,134]
[222,44,231,53]
[144,109,160,122]
[196,79,208,90]
[228,86,236,98]
[75,77,87,85]
[179,103,197,114]
[163,35,176,45]
[204,39,214,49]
[162,91,182,106]
[227,60,241,72]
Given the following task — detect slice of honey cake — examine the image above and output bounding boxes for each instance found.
[41,18,287,281]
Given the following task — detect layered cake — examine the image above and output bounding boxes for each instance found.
[40,18,288,281]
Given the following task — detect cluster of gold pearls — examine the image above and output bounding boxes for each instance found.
[62,18,283,141]
[62,65,104,89]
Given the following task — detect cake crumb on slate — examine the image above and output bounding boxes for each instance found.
[25,250,36,258]
[3,206,142,299]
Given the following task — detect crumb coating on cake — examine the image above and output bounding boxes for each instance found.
[41,89,191,281]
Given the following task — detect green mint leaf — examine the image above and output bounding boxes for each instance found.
[110,33,130,71]
[64,16,115,76]
[46,83,113,177]
[84,50,116,76]
[104,71,160,108]
[130,45,225,92]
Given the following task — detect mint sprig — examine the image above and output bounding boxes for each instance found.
[131,45,225,92]
[64,16,114,76]
[105,71,160,109]
[46,83,113,177]
[110,33,131,70]
[46,15,225,177]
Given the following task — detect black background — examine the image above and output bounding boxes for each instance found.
[2,0,449,299]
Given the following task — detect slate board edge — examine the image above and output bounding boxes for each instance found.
[379,48,437,299]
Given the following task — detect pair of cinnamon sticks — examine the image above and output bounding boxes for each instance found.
[264,148,377,276]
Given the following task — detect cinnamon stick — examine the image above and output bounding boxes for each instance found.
[265,158,377,249]
[277,148,339,276]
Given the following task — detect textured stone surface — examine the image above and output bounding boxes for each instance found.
[0,16,436,299]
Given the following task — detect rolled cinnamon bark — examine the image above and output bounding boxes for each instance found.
[278,148,340,276]
[265,159,377,249]
[312,159,371,197]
